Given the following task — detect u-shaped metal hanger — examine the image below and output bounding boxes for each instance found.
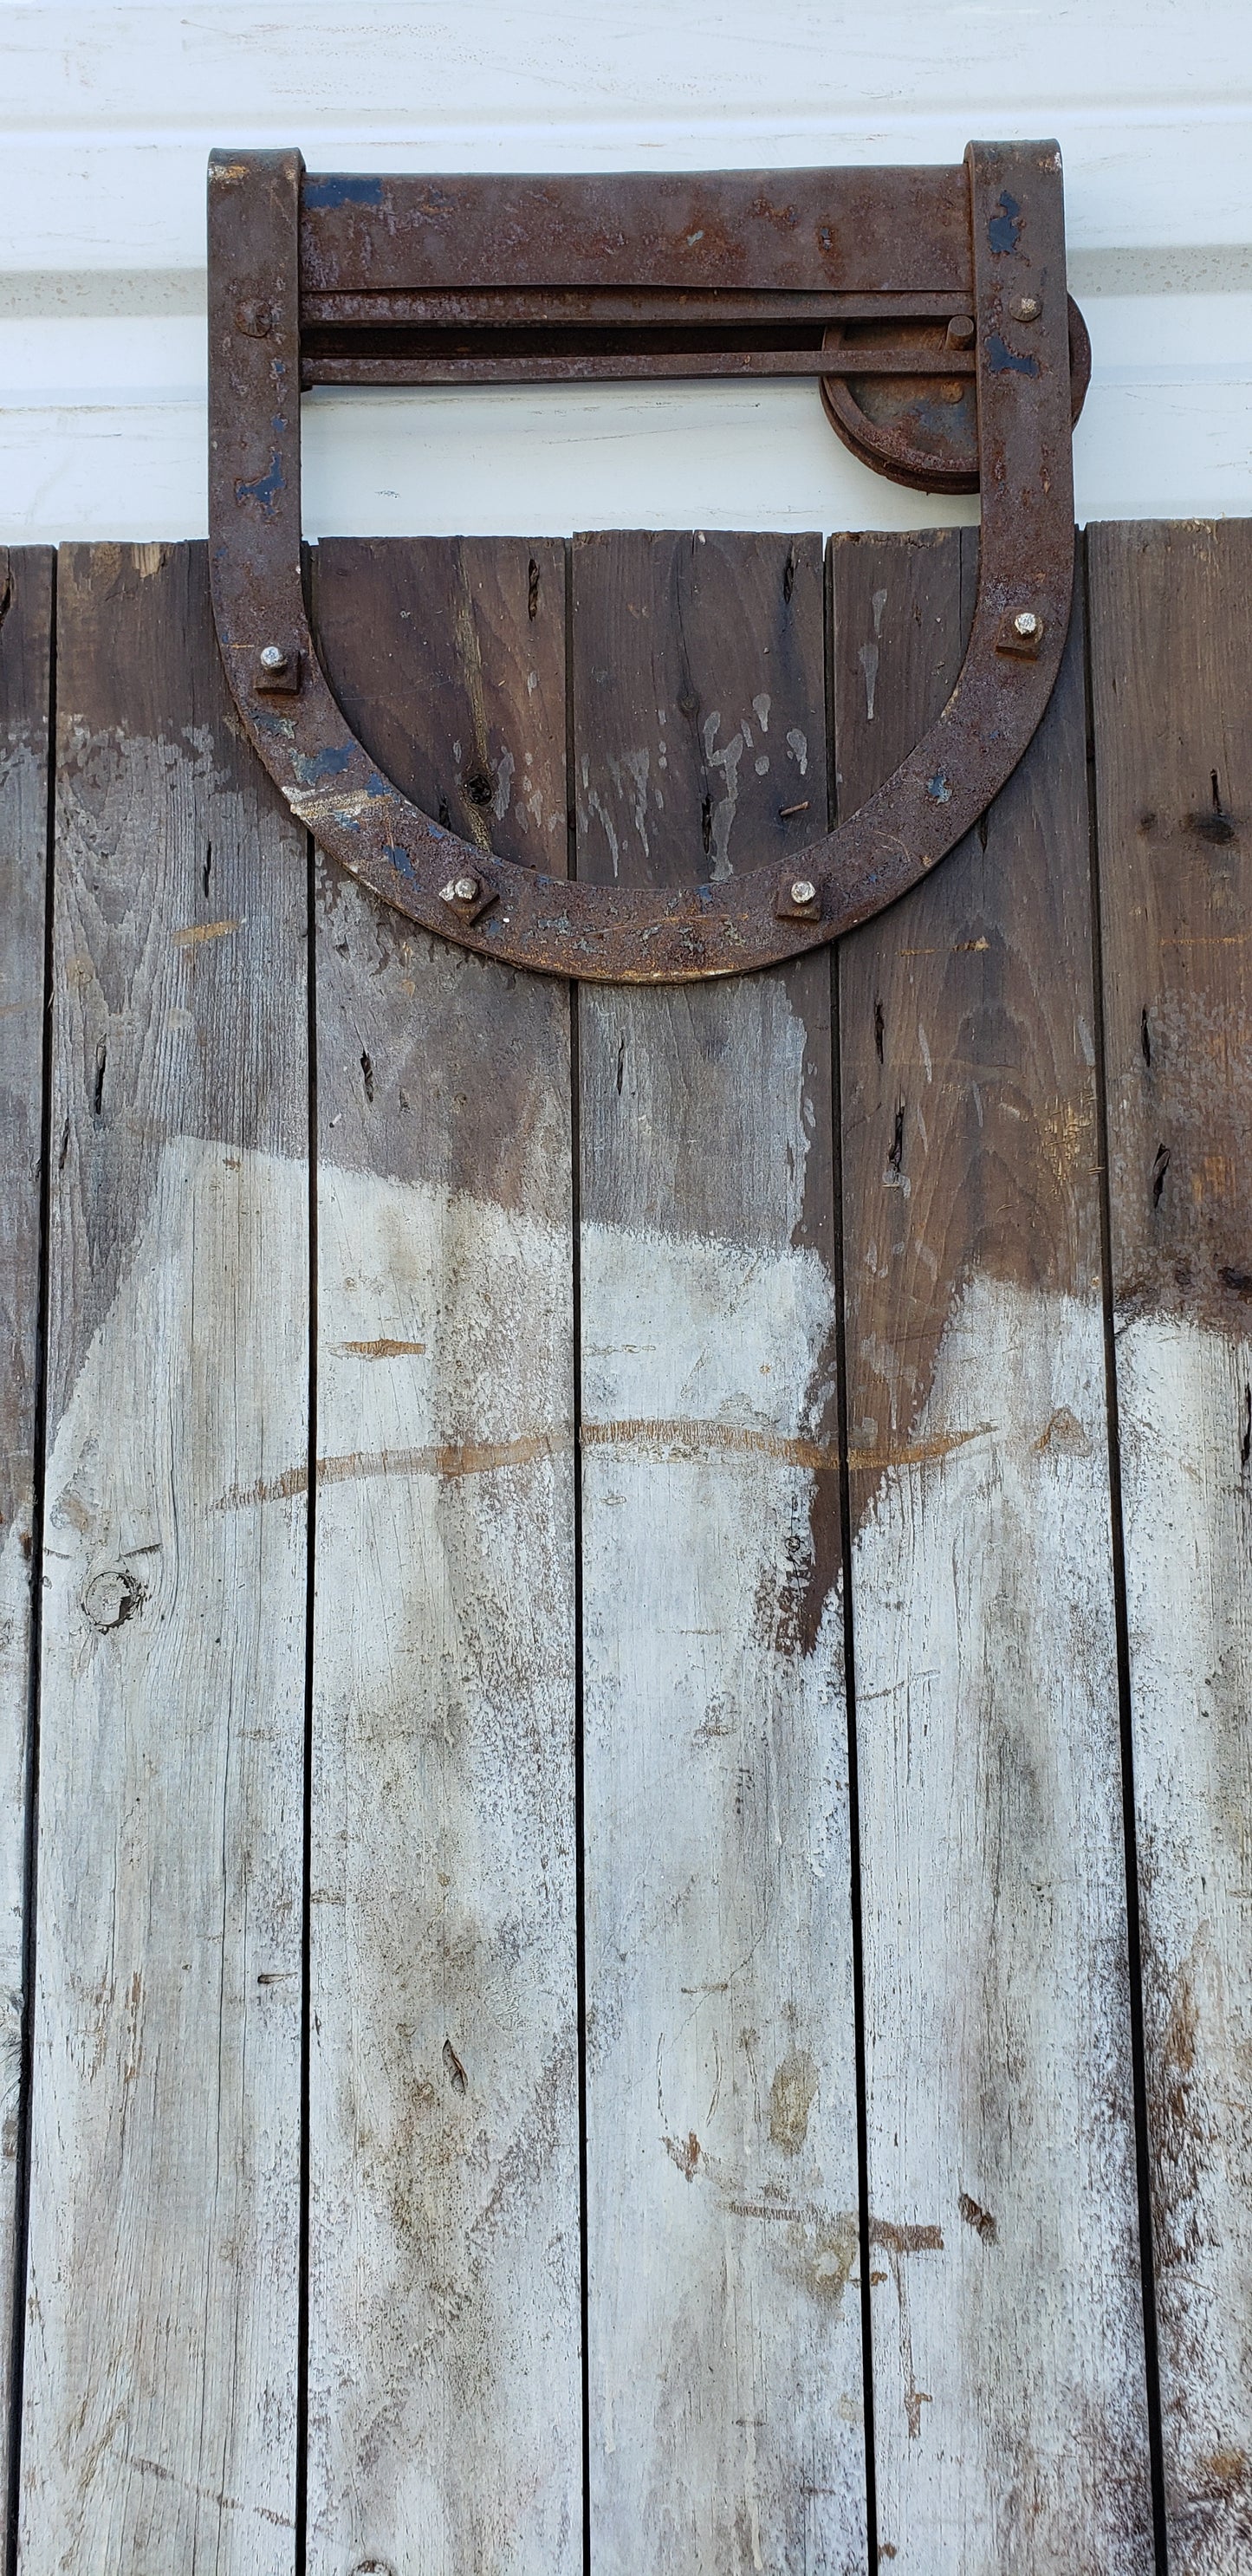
[208,140,1087,983]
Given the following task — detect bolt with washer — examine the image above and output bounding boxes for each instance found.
[441,875,481,905]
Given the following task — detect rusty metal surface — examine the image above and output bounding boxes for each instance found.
[209,142,1079,983]
[298,166,975,296]
[821,294,1092,495]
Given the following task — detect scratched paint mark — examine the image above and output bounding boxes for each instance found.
[988,190,1022,254]
[986,332,1039,380]
[303,173,384,210]
[235,451,284,516]
[125,2453,295,2530]
[293,743,353,788]
[332,1339,426,1360]
[870,2219,942,2440]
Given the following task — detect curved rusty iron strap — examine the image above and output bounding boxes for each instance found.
[208,140,1077,984]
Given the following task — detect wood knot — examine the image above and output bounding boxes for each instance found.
[81,1568,144,1632]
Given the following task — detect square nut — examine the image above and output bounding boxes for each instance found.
[255,640,302,693]
[775,873,823,924]
[995,608,1044,659]
[438,872,497,924]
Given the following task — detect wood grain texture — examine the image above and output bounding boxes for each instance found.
[305,538,581,2571]
[1089,517,1252,2574]
[21,543,308,2572]
[574,529,867,2573]
[0,547,52,2542]
[833,529,1153,2572]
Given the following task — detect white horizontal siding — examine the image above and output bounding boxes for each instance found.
[2,0,1251,537]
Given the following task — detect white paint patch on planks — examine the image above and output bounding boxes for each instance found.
[1116,1314,1252,2573]
[581,987,866,2573]
[0,670,45,2510]
[307,1158,581,2574]
[853,1269,1152,2573]
[0,1497,28,2167]
[22,1135,306,2573]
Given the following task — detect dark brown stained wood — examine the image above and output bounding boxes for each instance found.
[305,539,581,2570]
[833,530,1153,2570]
[574,529,866,2571]
[1088,519,1252,2574]
[21,542,308,2571]
[0,545,52,2540]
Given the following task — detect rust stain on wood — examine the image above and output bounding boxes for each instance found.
[217,1430,561,1508]
[172,917,240,946]
[331,1337,426,1359]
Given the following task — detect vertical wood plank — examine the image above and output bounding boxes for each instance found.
[575,529,867,2573]
[1089,517,1252,2573]
[833,530,1154,2572]
[0,547,53,2536]
[306,537,581,2572]
[21,542,308,2571]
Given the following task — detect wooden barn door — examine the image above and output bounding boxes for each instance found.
[1,522,1249,2573]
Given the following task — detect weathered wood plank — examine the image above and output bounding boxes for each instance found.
[833,529,1154,2572]
[305,537,581,2572]
[1089,517,1252,2574]
[575,529,867,2573]
[21,542,308,2571]
[0,546,53,2538]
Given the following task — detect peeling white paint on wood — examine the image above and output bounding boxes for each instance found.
[853,1271,1152,2574]
[1116,1314,1252,2572]
[0,665,45,2512]
[307,1159,581,2574]
[580,956,866,2575]
[582,1212,866,2575]
[22,1137,306,2573]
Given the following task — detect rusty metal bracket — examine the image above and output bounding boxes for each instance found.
[208,142,1086,983]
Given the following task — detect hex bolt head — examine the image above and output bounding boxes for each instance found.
[1013,610,1041,639]
[440,874,480,905]
[259,643,289,672]
[790,879,817,906]
[946,313,976,348]
[1009,295,1041,323]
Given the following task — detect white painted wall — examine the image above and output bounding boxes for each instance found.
[3,1,1251,540]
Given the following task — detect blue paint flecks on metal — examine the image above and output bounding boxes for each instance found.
[986,333,1039,379]
[927,773,952,804]
[303,175,384,211]
[365,772,389,798]
[294,743,353,786]
[235,451,285,517]
[988,191,1022,255]
[384,844,416,879]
